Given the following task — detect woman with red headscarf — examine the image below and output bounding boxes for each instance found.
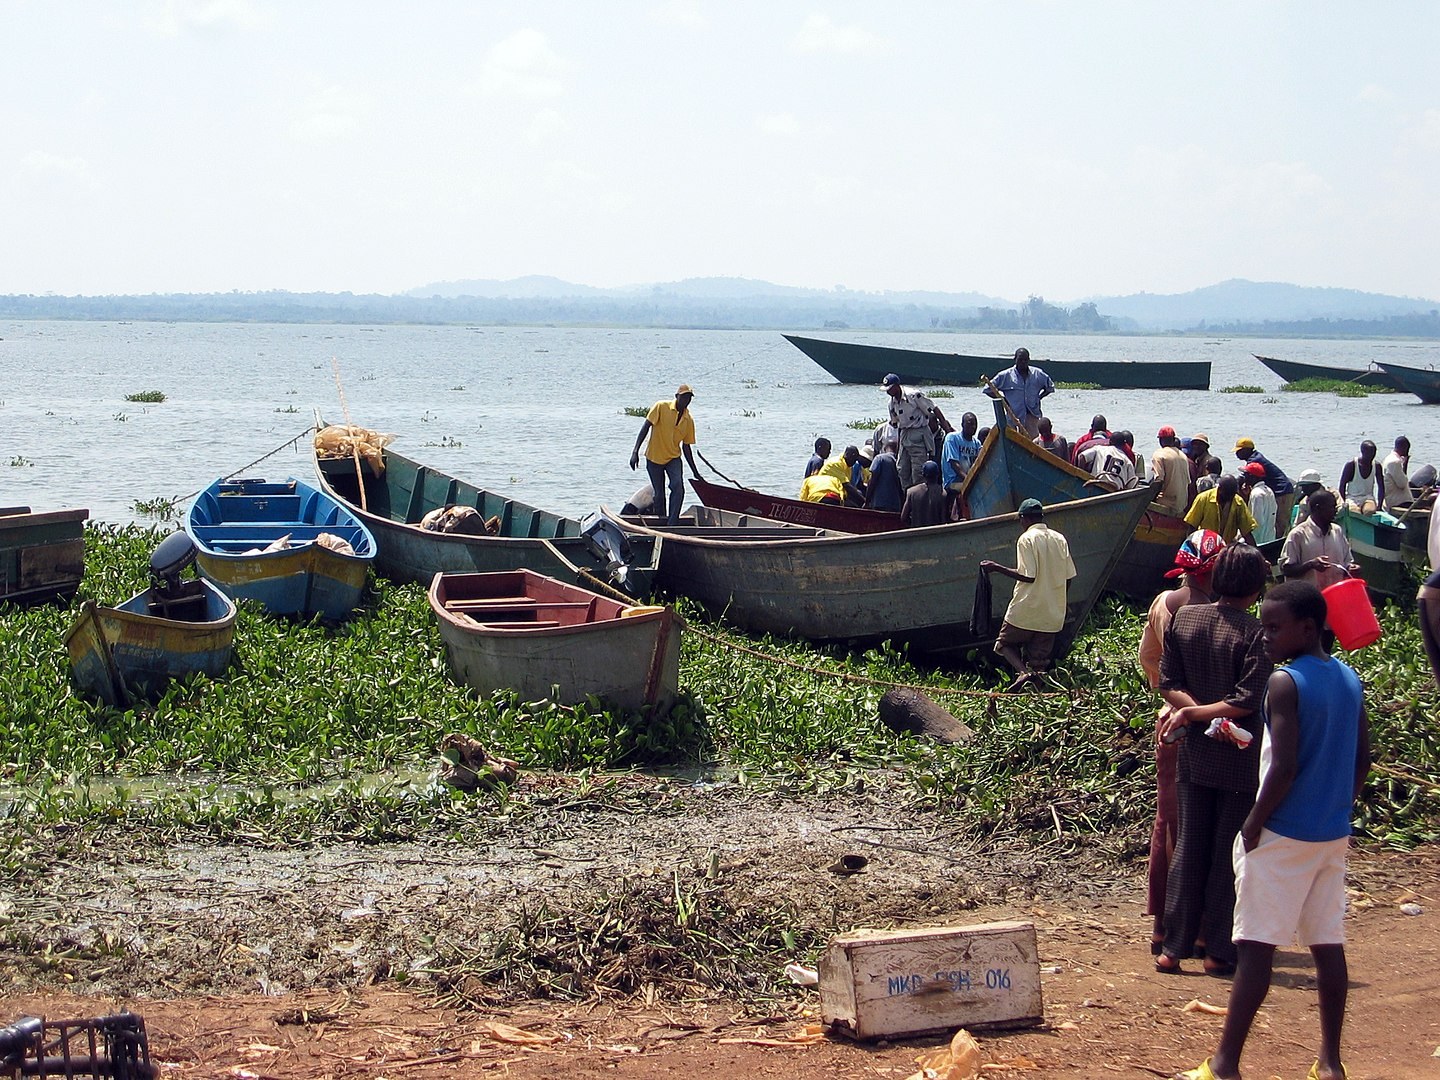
[1137,529,1225,956]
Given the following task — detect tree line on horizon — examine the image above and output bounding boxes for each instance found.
[1,290,1437,338]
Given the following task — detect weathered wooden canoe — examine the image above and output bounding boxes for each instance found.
[65,579,236,708]
[690,477,901,533]
[430,569,684,712]
[785,334,1211,390]
[0,505,88,605]
[312,446,660,597]
[1338,505,1408,597]
[612,483,1154,665]
[1375,361,1440,405]
[1253,355,1400,390]
[187,477,376,620]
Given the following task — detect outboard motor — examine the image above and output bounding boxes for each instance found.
[580,511,634,589]
[146,531,209,620]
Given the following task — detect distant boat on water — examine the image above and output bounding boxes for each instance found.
[785,334,1211,390]
[1252,354,1401,390]
[1375,361,1440,405]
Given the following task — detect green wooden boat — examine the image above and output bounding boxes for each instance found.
[0,505,88,605]
[1375,361,1440,405]
[1338,505,1408,597]
[612,466,1154,665]
[1253,354,1399,390]
[785,334,1211,390]
[312,445,660,597]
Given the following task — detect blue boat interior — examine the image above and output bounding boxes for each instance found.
[190,478,375,555]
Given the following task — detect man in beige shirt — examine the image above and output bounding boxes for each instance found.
[980,499,1076,691]
[1150,425,1191,516]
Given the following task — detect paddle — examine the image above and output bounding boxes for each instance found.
[981,375,1028,433]
[695,449,751,490]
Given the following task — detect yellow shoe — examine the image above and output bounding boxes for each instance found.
[1173,1060,1218,1080]
[1306,1064,1350,1080]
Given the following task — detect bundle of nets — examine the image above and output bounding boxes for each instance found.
[314,424,393,477]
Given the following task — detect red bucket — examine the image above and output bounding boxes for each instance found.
[1321,577,1382,650]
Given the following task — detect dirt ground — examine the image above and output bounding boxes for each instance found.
[1,782,1437,1078]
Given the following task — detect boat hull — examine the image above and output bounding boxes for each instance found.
[1376,361,1440,404]
[312,449,659,597]
[64,582,237,707]
[0,506,88,605]
[1339,507,1408,597]
[615,485,1154,663]
[187,477,376,620]
[429,569,684,712]
[786,335,1211,390]
[1253,355,1399,390]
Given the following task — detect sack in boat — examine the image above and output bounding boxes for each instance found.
[314,532,356,556]
[314,424,393,477]
[420,506,500,536]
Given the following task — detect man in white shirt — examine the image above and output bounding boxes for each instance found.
[979,499,1076,691]
[1242,461,1278,545]
[1078,430,1140,491]
[1279,489,1358,590]
[1381,435,1412,510]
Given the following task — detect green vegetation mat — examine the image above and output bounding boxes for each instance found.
[1281,377,1396,397]
[2,526,1436,882]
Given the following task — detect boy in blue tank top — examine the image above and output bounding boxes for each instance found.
[1175,581,1371,1080]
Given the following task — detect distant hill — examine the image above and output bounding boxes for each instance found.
[1088,279,1440,331]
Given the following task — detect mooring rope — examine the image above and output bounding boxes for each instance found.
[170,425,317,508]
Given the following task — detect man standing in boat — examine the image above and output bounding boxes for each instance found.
[882,373,952,489]
[984,347,1054,439]
[1233,437,1296,528]
[629,384,699,526]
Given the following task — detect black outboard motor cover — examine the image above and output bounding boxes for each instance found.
[580,512,634,586]
[150,531,198,588]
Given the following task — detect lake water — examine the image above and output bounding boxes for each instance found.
[2,321,1436,526]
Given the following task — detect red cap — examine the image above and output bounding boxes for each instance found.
[1243,461,1267,478]
[1157,425,1176,439]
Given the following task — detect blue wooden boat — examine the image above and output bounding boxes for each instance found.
[785,334,1212,390]
[64,533,236,707]
[187,477,376,620]
[1375,361,1440,404]
[612,445,1154,664]
[0,505,88,605]
[311,438,660,597]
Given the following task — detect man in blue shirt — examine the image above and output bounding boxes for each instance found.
[1233,437,1296,529]
[941,411,983,519]
[984,348,1054,438]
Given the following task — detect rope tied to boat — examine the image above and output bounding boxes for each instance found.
[170,425,318,508]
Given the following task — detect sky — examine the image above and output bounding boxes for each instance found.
[4,1,1439,302]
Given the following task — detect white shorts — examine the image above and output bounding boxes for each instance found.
[1231,828,1348,947]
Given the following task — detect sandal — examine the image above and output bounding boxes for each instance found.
[1306,1063,1349,1080]
[1155,952,1184,975]
[1203,959,1236,978]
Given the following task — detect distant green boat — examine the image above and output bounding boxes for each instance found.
[1253,354,1400,390]
[785,334,1211,390]
[1376,361,1440,404]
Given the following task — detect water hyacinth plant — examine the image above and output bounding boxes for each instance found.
[0,527,1435,883]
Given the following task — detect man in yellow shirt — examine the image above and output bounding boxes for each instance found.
[798,472,845,503]
[630,384,698,525]
[1183,474,1257,545]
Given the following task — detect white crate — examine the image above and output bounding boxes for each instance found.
[819,920,1043,1040]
